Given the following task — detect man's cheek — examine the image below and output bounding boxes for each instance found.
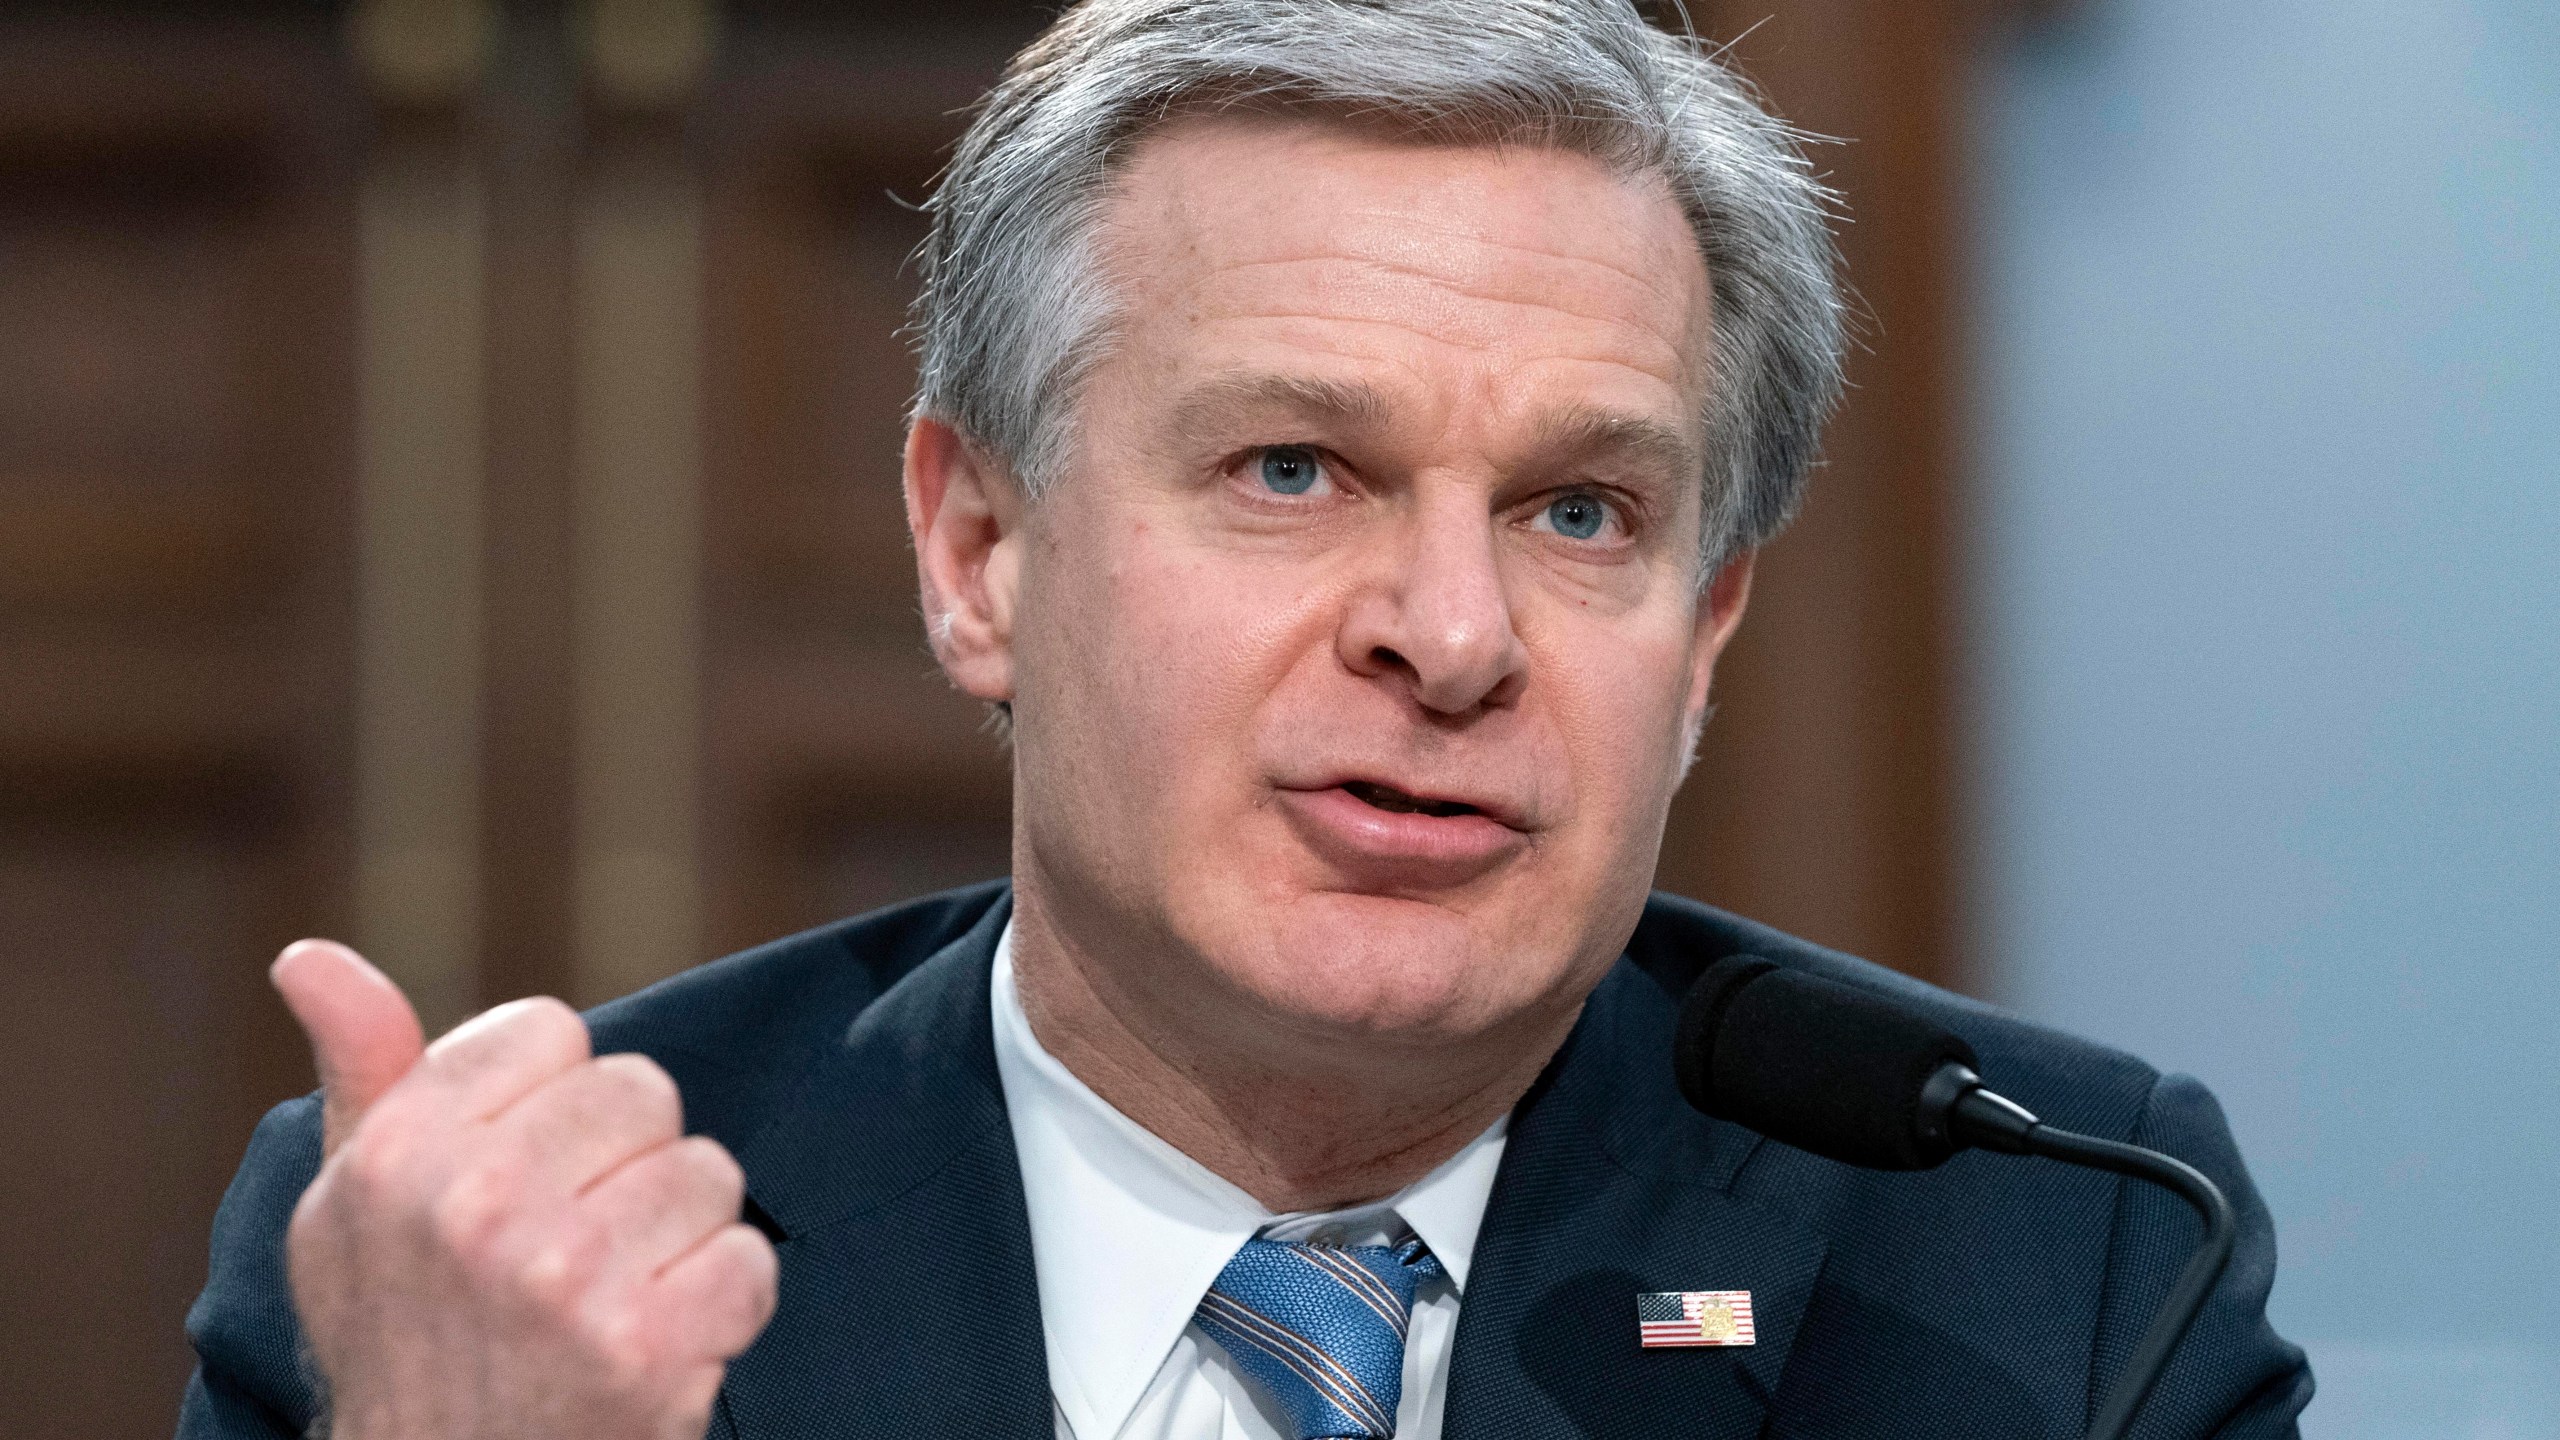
[1147,567,1317,728]
[1554,662,1691,847]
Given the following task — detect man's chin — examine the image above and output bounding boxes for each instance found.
[1223,889,1561,1042]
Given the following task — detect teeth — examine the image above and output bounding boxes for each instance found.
[1344,781,1474,818]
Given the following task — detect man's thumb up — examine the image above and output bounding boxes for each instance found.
[271,939,426,1157]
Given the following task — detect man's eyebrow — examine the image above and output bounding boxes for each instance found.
[1529,405,1703,481]
[1163,374,1702,479]
[1165,372,1393,445]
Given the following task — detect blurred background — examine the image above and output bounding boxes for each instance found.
[0,0,2547,1434]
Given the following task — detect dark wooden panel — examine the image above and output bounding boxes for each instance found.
[474,14,586,1009]
[0,796,309,1439]
[0,492,283,614]
[0,17,358,1434]
[0,126,306,621]
[1655,0,1970,988]
[697,50,1021,955]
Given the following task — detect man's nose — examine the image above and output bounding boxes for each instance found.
[1335,493,1529,716]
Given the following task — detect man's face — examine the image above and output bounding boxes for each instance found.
[927,116,1743,1055]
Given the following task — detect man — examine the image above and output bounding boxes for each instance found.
[181,2,2312,1437]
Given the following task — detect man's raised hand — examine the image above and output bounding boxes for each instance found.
[270,941,778,1440]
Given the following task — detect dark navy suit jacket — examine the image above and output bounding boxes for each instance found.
[179,883,2312,1438]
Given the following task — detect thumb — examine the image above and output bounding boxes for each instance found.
[271,939,427,1158]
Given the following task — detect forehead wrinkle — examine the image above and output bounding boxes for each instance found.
[1185,313,1700,437]
[1178,257,1700,400]
[1216,224,1689,296]
[1184,301,1695,404]
[1130,117,1698,284]
[1211,252,1694,350]
[1108,161,1709,402]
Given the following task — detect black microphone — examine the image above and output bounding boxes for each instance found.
[1673,956,2237,1440]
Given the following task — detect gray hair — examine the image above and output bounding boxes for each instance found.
[910,0,1845,564]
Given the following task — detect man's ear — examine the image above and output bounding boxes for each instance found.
[904,415,1024,703]
[1678,550,1756,775]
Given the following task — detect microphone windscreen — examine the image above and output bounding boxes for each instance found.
[1673,956,1980,1171]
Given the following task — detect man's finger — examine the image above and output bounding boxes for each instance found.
[271,939,426,1158]
[649,1223,779,1363]
[408,994,593,1121]
[487,1053,686,1198]
[579,1135,746,1284]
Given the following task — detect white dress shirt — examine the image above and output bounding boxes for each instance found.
[989,923,1510,1440]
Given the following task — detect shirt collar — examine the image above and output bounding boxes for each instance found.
[988,921,1508,1440]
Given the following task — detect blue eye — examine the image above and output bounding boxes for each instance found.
[1546,492,1608,540]
[1258,447,1322,495]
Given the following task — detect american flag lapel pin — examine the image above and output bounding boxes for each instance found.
[1637,1290,1757,1348]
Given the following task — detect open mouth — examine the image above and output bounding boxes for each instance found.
[1341,780,1480,819]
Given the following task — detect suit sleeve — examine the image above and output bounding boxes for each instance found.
[2086,1072,2314,1438]
[176,1096,327,1440]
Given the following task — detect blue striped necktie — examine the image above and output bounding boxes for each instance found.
[1194,1237,1444,1440]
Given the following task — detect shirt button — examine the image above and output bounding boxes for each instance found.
[1309,1224,1348,1247]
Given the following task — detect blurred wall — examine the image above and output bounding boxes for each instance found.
[1974,1,2560,1434]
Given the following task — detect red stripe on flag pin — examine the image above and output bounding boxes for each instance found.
[1636,1290,1756,1348]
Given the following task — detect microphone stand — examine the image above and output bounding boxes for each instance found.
[1943,1077,2239,1440]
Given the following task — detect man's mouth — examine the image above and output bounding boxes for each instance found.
[1273,776,1526,876]
[1339,780,1482,820]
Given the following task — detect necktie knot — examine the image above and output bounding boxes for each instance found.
[1194,1237,1443,1440]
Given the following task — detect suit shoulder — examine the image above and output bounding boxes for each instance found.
[184,1096,323,1436]
[1630,890,2159,1138]
[580,881,1008,1147]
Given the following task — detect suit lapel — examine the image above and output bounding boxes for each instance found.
[1446,958,1828,1439]
[720,895,1054,1440]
